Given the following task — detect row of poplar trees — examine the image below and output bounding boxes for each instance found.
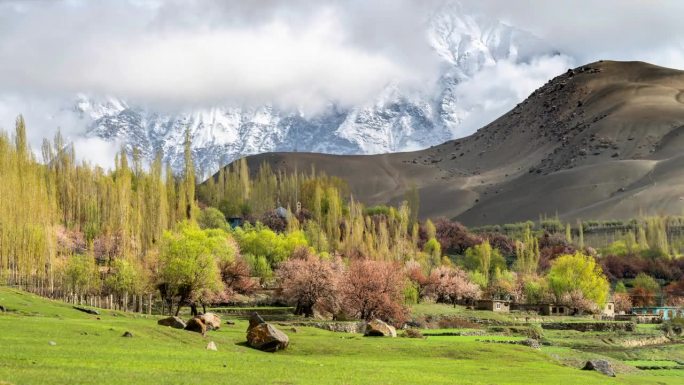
[0,117,196,293]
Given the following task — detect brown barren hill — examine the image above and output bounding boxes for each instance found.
[210,61,684,226]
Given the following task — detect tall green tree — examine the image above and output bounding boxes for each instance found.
[547,252,609,307]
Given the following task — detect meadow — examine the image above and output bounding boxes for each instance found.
[1,288,682,385]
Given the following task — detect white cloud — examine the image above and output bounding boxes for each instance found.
[72,137,121,170]
[467,0,684,68]
[451,55,577,137]
[0,1,430,113]
[1,0,683,167]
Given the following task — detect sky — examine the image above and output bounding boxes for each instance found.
[0,0,683,167]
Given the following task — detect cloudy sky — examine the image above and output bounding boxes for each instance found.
[1,0,683,165]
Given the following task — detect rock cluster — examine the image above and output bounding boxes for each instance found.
[246,312,289,352]
[157,313,223,336]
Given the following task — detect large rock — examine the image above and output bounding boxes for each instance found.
[200,312,221,331]
[582,360,615,377]
[246,312,289,352]
[185,317,207,335]
[157,316,187,329]
[364,319,397,337]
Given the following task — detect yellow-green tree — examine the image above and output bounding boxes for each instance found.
[547,252,609,308]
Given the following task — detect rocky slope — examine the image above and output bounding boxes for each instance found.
[231,61,684,225]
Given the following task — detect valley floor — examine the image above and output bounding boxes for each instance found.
[0,288,682,385]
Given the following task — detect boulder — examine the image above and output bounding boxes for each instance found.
[200,312,221,331]
[582,360,615,377]
[364,319,397,337]
[157,316,187,329]
[246,312,289,352]
[185,317,207,335]
[206,341,218,351]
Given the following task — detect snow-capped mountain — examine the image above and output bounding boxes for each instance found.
[74,2,558,177]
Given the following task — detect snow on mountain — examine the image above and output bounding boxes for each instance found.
[72,2,558,177]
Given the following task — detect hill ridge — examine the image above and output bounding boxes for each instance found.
[214,60,684,225]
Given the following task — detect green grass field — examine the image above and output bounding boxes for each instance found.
[0,288,682,385]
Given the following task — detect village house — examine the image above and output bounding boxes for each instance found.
[631,306,683,321]
[475,299,510,313]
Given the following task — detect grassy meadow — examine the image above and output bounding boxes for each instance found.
[1,288,682,385]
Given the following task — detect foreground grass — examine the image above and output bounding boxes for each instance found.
[0,289,681,385]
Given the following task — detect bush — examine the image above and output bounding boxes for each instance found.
[402,329,425,339]
[523,324,544,340]
[198,207,229,231]
[661,317,684,336]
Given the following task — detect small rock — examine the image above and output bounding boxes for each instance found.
[582,360,615,377]
[225,320,236,326]
[158,316,186,329]
[48,341,57,346]
[0,305,5,312]
[122,331,133,338]
[206,341,218,351]
[290,327,298,333]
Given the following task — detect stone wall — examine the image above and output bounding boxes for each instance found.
[541,321,636,332]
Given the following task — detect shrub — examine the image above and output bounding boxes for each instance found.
[197,207,229,231]
[402,329,425,339]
